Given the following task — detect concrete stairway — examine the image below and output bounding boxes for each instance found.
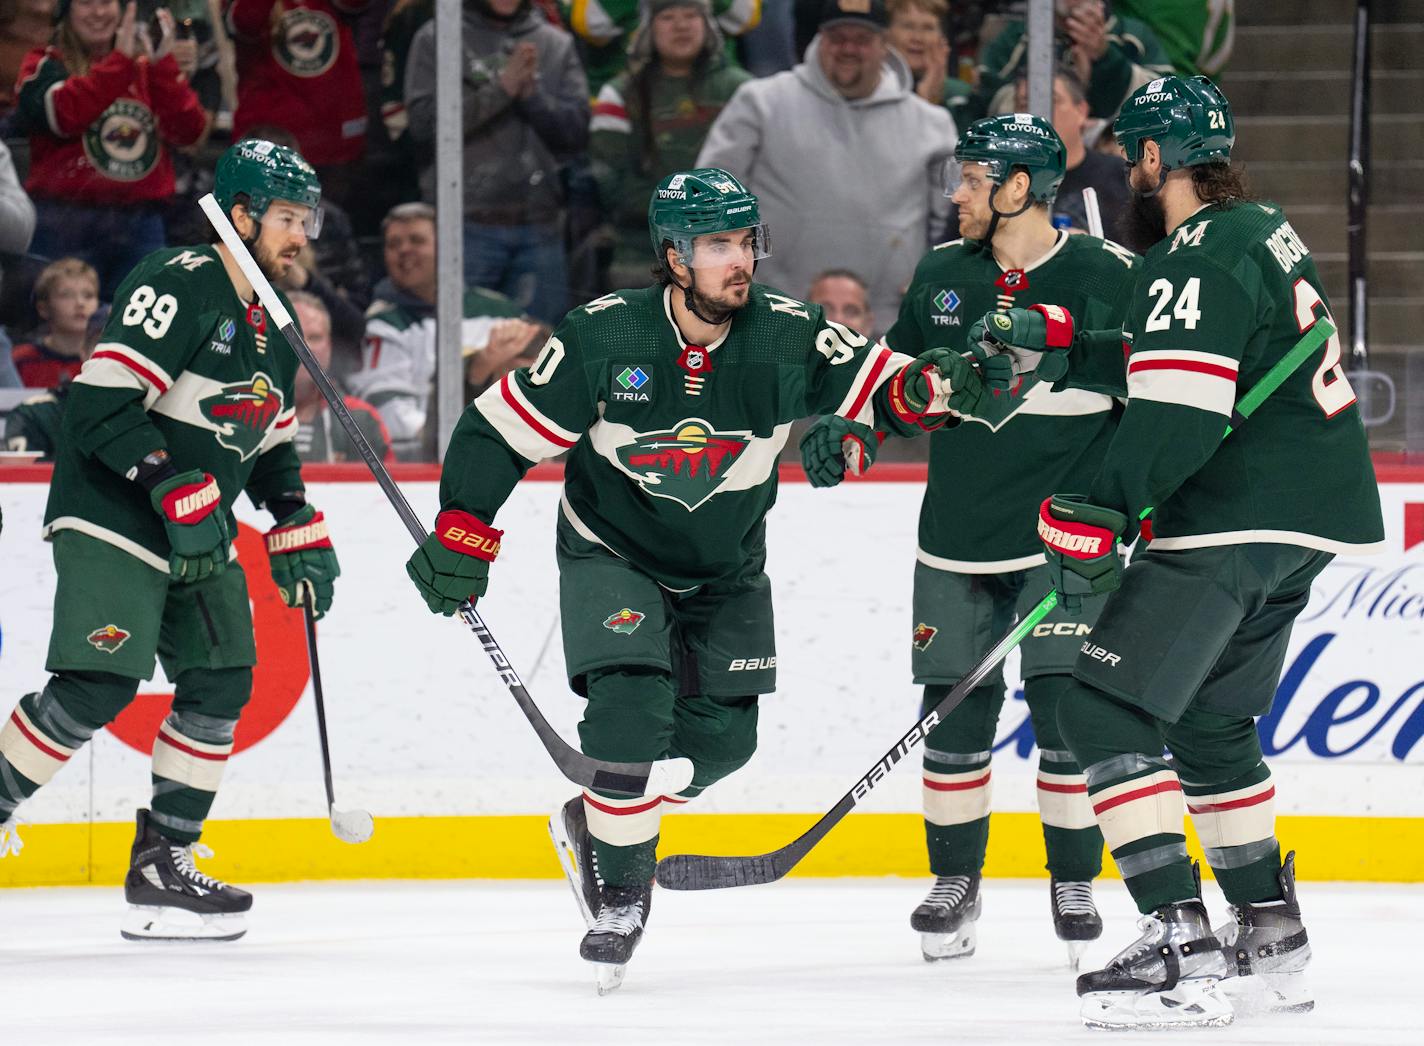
[1228,0,1423,448]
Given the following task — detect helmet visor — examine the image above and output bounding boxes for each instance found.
[940,157,1000,198]
[261,202,324,241]
[677,223,772,269]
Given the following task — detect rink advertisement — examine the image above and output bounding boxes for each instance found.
[1,462,1421,885]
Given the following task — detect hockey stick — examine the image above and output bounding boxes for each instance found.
[657,318,1336,890]
[302,590,374,843]
[200,194,694,799]
[1082,187,1104,239]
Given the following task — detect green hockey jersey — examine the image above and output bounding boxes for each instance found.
[1074,200,1384,553]
[441,283,922,591]
[887,231,1140,571]
[45,245,305,572]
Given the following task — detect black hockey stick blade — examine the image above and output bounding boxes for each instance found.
[655,596,1045,891]
[199,194,692,800]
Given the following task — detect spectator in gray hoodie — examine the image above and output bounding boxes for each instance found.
[404,0,589,325]
[697,0,954,328]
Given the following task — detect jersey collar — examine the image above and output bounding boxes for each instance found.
[662,284,731,353]
[997,229,1069,275]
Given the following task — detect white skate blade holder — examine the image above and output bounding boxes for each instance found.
[595,962,627,996]
[1080,981,1233,1030]
[643,757,694,798]
[329,805,374,844]
[920,923,977,962]
[1065,939,1089,972]
[121,905,248,942]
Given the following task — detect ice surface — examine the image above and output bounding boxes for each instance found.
[0,878,1414,1045]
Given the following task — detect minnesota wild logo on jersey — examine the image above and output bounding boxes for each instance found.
[616,420,751,510]
[200,374,285,460]
[275,8,339,78]
[86,624,131,654]
[83,99,159,182]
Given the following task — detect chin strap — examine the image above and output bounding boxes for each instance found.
[1126,163,1169,198]
[973,182,1034,250]
[681,269,734,326]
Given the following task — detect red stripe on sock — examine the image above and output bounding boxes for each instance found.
[1186,786,1276,815]
[1037,777,1088,794]
[1092,778,1181,815]
[923,772,991,792]
[155,729,229,762]
[9,711,70,762]
[582,793,662,816]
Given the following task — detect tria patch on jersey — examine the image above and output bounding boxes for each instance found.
[200,373,285,460]
[603,608,645,634]
[616,419,750,510]
[613,366,650,402]
[912,622,938,651]
[87,624,131,654]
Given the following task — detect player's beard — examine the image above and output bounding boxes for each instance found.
[687,275,750,325]
[1124,191,1168,251]
[253,237,295,282]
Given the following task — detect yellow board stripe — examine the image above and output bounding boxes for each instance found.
[3,813,1421,887]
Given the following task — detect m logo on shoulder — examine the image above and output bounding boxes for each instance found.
[1168,221,1211,254]
[167,250,215,272]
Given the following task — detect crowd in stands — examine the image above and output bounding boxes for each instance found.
[0,0,1230,461]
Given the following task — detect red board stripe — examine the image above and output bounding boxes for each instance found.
[1092,779,1182,815]
[9,711,70,763]
[500,375,577,449]
[1186,786,1276,815]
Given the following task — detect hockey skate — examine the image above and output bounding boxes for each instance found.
[1215,851,1313,1015]
[909,875,981,961]
[1077,899,1231,1029]
[120,809,251,942]
[581,880,653,995]
[1050,879,1103,971]
[548,796,600,927]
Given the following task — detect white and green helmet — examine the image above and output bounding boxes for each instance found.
[214,139,324,238]
[648,168,771,269]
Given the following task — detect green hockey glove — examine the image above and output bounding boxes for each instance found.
[798,415,880,488]
[265,504,341,620]
[1037,494,1128,611]
[969,304,1076,383]
[406,509,502,616]
[887,347,1009,425]
[149,470,230,583]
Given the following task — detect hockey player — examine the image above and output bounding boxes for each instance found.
[799,114,1140,966]
[974,76,1384,1028]
[0,139,341,942]
[404,168,997,992]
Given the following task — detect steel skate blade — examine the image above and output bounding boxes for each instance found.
[120,905,247,942]
[1065,939,1089,972]
[548,811,595,929]
[920,926,977,962]
[594,962,627,995]
[1079,982,1233,1030]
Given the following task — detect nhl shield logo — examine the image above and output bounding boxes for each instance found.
[87,624,131,654]
[995,269,1029,294]
[616,419,750,510]
[912,623,938,651]
[603,608,645,634]
[200,373,285,461]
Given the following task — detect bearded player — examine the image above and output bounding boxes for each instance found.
[404,168,998,992]
[973,77,1383,1028]
[0,140,341,942]
[800,114,1140,967]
